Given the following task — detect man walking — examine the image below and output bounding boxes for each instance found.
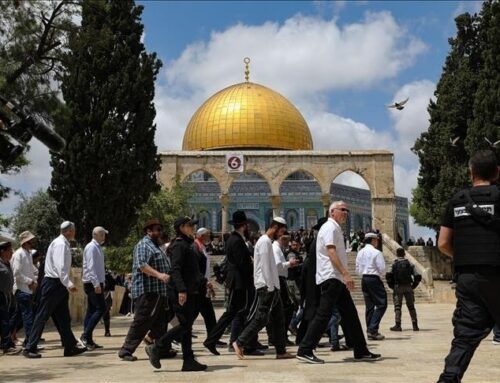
[232,217,294,360]
[386,247,421,332]
[193,227,217,339]
[356,232,387,340]
[272,232,298,345]
[145,216,207,372]
[297,201,380,364]
[0,241,21,355]
[437,150,500,383]
[24,221,87,358]
[203,211,257,355]
[118,219,170,362]
[12,231,38,348]
[80,226,109,350]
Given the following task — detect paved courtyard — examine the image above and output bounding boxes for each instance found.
[1,303,498,382]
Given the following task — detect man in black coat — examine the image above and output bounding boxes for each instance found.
[145,216,207,372]
[203,211,256,355]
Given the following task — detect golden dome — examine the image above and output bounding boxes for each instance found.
[182,82,313,151]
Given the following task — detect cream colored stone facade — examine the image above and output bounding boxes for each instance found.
[159,150,397,238]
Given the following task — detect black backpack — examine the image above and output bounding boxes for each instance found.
[393,259,413,285]
[213,256,228,285]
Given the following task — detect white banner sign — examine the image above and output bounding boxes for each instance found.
[226,153,244,173]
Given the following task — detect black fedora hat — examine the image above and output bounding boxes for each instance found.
[228,210,248,226]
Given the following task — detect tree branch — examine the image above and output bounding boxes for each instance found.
[5,0,67,84]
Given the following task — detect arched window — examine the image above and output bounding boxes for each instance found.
[286,209,299,230]
[198,210,210,229]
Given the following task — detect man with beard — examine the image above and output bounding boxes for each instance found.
[203,211,258,355]
[118,219,170,362]
[145,216,207,372]
[232,217,294,360]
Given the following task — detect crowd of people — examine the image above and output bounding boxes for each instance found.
[0,149,499,382]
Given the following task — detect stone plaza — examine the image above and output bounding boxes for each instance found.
[1,300,498,382]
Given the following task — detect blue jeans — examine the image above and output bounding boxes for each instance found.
[82,283,106,342]
[15,290,34,342]
[328,306,341,346]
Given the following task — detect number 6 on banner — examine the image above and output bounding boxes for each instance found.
[226,154,244,173]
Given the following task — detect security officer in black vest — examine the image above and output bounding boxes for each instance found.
[437,149,500,383]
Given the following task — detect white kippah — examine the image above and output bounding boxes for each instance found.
[273,217,287,226]
[196,227,209,236]
[365,232,378,239]
[60,221,74,230]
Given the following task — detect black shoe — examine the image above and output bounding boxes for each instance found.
[119,353,138,362]
[296,351,324,364]
[412,322,420,331]
[215,340,227,347]
[145,345,161,369]
[90,342,103,349]
[182,359,207,372]
[255,341,269,350]
[390,324,402,332]
[23,349,42,359]
[64,346,87,357]
[367,332,385,340]
[354,352,381,361]
[79,336,95,350]
[203,341,220,356]
[243,348,265,356]
[104,332,111,337]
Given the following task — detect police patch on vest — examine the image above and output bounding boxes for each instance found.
[454,205,495,217]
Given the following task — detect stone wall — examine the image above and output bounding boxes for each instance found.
[407,246,453,280]
[68,268,125,323]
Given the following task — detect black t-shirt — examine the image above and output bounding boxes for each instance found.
[441,199,455,229]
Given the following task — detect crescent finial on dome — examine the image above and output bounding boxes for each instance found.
[244,57,250,82]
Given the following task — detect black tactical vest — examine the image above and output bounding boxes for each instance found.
[451,185,500,267]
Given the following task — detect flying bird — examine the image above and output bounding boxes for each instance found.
[387,97,409,110]
[450,137,460,146]
[484,137,500,148]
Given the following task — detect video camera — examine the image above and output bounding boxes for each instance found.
[0,95,66,165]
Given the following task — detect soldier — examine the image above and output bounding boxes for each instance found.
[436,150,500,383]
[386,247,421,332]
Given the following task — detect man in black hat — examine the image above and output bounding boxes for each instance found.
[203,210,257,355]
[118,218,171,362]
[145,216,207,372]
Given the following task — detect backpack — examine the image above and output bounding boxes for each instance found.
[213,256,228,285]
[393,259,413,285]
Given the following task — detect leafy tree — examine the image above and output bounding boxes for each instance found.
[466,0,500,154]
[105,181,192,273]
[10,189,62,253]
[49,0,162,244]
[412,0,500,230]
[412,12,481,229]
[0,0,77,199]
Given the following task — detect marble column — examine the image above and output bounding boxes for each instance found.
[220,194,230,234]
[270,195,281,218]
[321,193,331,217]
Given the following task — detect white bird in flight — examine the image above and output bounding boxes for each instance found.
[485,137,500,148]
[387,97,409,110]
[450,137,460,146]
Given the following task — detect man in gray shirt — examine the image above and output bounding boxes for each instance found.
[80,226,109,350]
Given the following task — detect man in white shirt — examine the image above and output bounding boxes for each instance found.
[24,221,87,359]
[356,233,387,340]
[233,217,294,360]
[297,201,381,364]
[272,233,298,345]
[80,226,109,350]
[12,231,38,346]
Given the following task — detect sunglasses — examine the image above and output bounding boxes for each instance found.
[334,208,350,213]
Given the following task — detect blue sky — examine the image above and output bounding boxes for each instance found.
[0,0,485,239]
